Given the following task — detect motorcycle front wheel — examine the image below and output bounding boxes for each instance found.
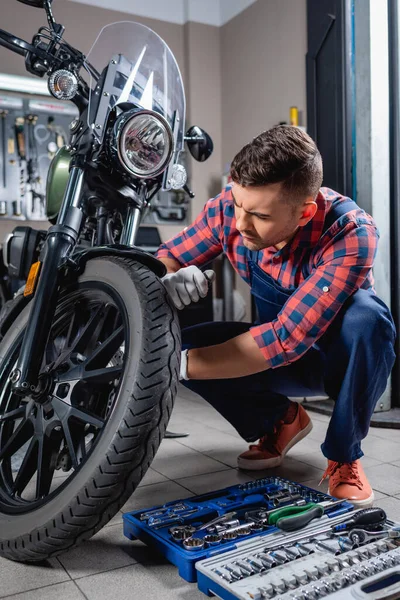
[0,256,180,562]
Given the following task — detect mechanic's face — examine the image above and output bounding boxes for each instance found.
[232,183,317,251]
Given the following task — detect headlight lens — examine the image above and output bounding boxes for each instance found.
[48,70,78,101]
[117,111,173,178]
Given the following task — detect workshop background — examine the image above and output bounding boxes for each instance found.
[0,0,400,598]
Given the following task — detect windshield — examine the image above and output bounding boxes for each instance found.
[85,21,185,151]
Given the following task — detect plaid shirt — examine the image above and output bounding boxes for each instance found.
[156,186,378,368]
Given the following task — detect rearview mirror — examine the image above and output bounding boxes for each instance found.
[185,126,213,162]
[16,0,52,7]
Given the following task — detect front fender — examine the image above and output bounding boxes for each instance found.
[64,244,167,278]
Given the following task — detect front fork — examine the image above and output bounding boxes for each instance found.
[11,167,84,395]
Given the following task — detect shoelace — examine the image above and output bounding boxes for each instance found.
[319,461,363,490]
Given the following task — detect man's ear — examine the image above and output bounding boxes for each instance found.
[297,199,318,227]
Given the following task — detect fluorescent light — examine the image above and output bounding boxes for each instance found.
[0,73,50,96]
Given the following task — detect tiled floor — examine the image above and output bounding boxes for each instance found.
[1,385,400,599]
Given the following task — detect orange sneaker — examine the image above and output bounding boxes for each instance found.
[320,459,374,508]
[237,402,312,470]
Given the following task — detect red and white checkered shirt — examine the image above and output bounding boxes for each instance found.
[156,186,378,368]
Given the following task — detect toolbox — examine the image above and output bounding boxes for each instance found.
[122,476,354,583]
[195,515,400,599]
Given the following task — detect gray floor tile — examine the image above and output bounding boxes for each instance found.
[138,467,169,487]
[121,480,193,513]
[177,431,246,468]
[358,456,383,469]
[369,427,400,443]
[0,558,69,598]
[300,477,329,495]
[364,463,400,496]
[57,524,137,579]
[293,452,328,471]
[176,468,252,494]
[1,581,86,600]
[372,490,389,501]
[290,437,323,456]
[175,428,243,454]
[359,437,400,463]
[201,446,245,468]
[76,562,204,600]
[387,459,400,469]
[104,509,123,528]
[242,457,324,484]
[307,419,328,442]
[151,440,230,479]
[371,496,400,522]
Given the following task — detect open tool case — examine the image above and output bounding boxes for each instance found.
[122,476,353,583]
[196,515,400,599]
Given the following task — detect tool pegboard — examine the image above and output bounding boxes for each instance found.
[0,91,191,225]
[0,93,78,221]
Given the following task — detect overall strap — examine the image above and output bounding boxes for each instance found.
[322,198,358,235]
[301,197,359,280]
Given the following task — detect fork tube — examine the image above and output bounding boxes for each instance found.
[11,167,84,396]
[120,205,142,246]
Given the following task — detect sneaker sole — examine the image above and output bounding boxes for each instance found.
[237,419,313,471]
[330,490,375,509]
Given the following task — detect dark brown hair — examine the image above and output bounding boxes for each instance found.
[230,125,323,202]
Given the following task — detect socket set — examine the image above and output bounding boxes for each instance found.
[123,477,353,582]
[196,514,400,599]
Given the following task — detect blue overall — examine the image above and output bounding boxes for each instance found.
[181,200,396,463]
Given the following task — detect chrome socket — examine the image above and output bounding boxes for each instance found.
[183,537,205,551]
[204,534,222,546]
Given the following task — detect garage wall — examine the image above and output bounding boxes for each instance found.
[220,0,307,169]
[0,0,223,241]
[220,0,307,318]
[0,0,307,256]
[0,0,186,81]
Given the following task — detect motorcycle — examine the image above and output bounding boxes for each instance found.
[0,0,213,562]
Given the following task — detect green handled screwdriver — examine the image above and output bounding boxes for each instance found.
[268,499,347,532]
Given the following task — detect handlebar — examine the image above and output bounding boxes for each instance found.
[0,29,35,57]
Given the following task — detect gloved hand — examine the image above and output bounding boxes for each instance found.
[180,349,189,380]
[161,265,215,310]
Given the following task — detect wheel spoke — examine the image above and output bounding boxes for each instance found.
[0,418,32,461]
[70,406,104,429]
[0,406,26,423]
[59,309,77,355]
[36,432,62,498]
[12,437,38,495]
[0,287,127,511]
[58,365,122,384]
[51,306,105,370]
[85,325,124,371]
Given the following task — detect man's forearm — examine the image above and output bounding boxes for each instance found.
[187,331,269,379]
[158,257,182,273]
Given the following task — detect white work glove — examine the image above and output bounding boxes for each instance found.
[180,349,189,380]
[161,265,215,310]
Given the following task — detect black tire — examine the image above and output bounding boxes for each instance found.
[0,256,180,562]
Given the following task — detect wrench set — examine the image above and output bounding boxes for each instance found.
[123,476,400,597]
[123,476,353,582]
[196,526,400,599]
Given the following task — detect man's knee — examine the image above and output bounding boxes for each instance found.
[341,290,395,345]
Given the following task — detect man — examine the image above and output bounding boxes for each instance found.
[156,125,396,507]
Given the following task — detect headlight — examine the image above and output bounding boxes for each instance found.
[115,109,174,178]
